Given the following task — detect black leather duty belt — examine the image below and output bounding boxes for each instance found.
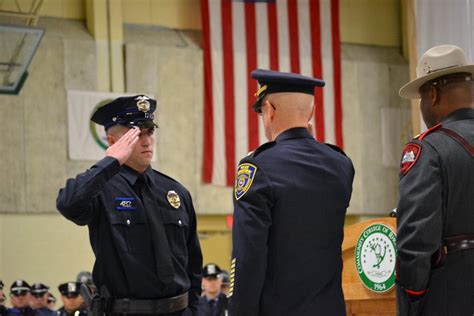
[444,234,474,254]
[110,292,188,314]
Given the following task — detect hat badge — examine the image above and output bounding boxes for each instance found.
[68,283,76,293]
[167,190,181,209]
[135,95,151,113]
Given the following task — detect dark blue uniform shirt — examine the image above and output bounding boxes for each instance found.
[55,307,86,316]
[33,308,55,316]
[229,127,354,316]
[56,157,202,310]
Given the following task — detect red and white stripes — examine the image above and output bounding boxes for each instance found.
[202,0,343,186]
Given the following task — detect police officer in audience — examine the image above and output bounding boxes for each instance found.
[46,294,56,312]
[75,272,96,294]
[229,69,354,316]
[31,284,55,316]
[0,280,7,316]
[7,280,34,316]
[218,271,230,297]
[396,45,474,315]
[56,283,86,316]
[56,95,202,315]
[197,264,228,316]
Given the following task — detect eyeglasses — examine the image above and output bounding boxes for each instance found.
[12,291,29,297]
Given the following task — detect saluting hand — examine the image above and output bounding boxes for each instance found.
[106,127,141,165]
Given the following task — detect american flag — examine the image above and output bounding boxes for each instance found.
[201,0,343,186]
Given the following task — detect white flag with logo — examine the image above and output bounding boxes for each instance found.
[67,90,155,161]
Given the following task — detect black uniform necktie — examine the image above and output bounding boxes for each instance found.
[137,174,175,284]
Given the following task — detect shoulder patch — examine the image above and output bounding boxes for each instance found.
[325,143,347,157]
[416,123,442,141]
[252,141,276,158]
[400,143,422,175]
[234,163,258,200]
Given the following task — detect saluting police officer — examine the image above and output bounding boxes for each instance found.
[396,45,474,315]
[229,69,354,316]
[56,95,203,315]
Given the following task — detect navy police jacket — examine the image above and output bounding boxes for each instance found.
[56,158,202,310]
[229,127,354,316]
[396,108,474,316]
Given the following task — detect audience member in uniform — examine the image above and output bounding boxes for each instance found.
[0,280,7,316]
[30,284,55,316]
[56,283,86,316]
[198,264,228,316]
[7,280,34,316]
[218,271,230,296]
[75,272,96,294]
[46,294,55,311]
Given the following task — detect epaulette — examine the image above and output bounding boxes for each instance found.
[325,143,347,157]
[153,170,182,186]
[250,141,276,158]
[415,123,442,141]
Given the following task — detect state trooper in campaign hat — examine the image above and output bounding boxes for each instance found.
[91,95,158,130]
[229,69,354,316]
[396,45,474,315]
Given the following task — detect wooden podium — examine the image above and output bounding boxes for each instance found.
[343,218,396,316]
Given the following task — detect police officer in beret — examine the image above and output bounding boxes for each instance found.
[31,284,55,316]
[229,69,354,316]
[57,283,86,316]
[56,95,203,315]
[396,45,474,316]
[197,264,228,316]
[7,280,34,316]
